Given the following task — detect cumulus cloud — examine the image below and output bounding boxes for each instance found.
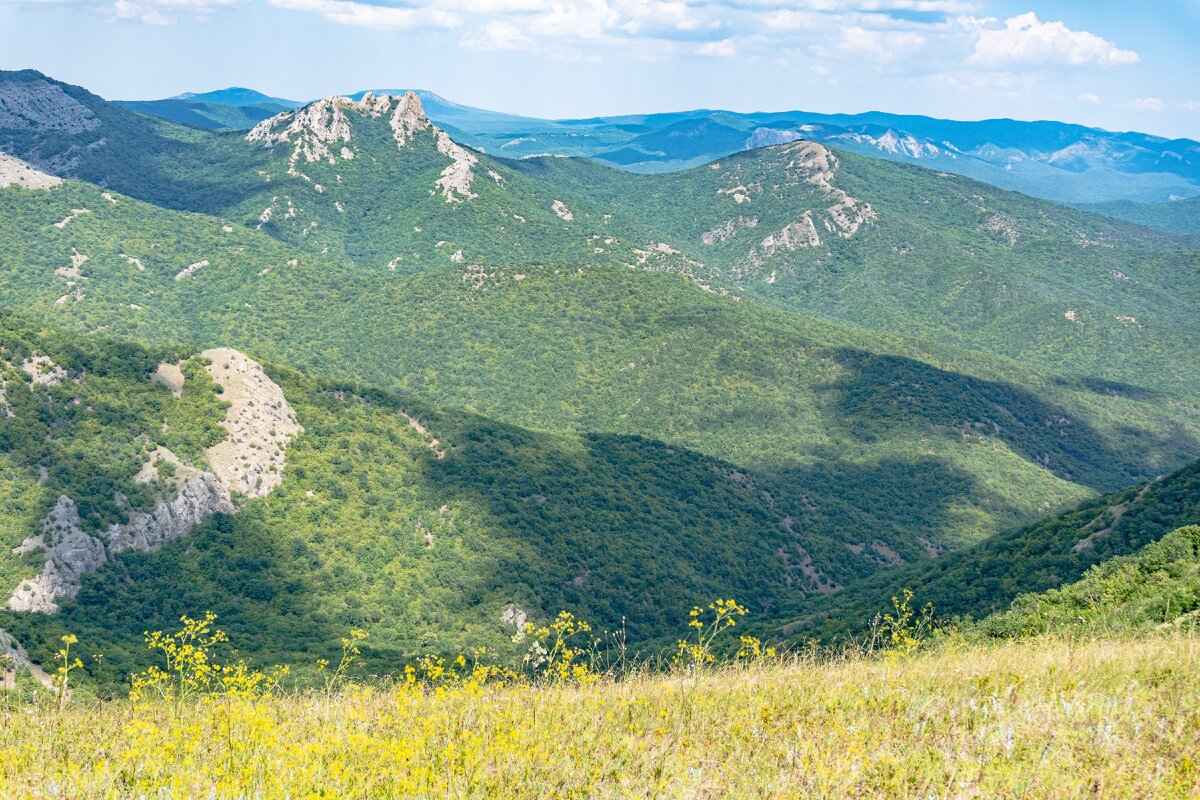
[1130,97,1163,112]
[969,12,1139,67]
[1077,92,1100,104]
[1181,100,1200,113]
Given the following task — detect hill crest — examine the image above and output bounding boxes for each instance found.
[246,91,480,202]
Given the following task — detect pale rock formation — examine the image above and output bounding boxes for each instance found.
[54,249,88,279]
[21,355,67,386]
[174,259,209,281]
[736,141,876,275]
[552,200,574,221]
[201,347,302,498]
[151,362,185,397]
[51,208,89,229]
[983,212,1019,245]
[433,130,479,202]
[0,152,62,189]
[247,91,479,202]
[0,628,52,688]
[759,213,821,254]
[701,216,757,245]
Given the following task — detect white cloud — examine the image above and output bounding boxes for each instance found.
[1130,97,1163,112]
[696,38,735,57]
[265,0,460,28]
[110,0,237,24]
[1077,92,1099,104]
[461,19,530,49]
[837,26,926,60]
[1182,100,1200,113]
[969,12,1139,67]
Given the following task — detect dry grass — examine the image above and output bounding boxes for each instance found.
[1,633,1198,798]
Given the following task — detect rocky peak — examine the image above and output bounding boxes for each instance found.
[388,91,431,146]
[246,90,478,202]
[246,91,430,151]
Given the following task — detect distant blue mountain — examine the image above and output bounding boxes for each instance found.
[173,87,301,109]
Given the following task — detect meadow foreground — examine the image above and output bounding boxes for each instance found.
[2,633,1197,798]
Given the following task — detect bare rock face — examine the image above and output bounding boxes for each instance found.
[20,355,68,386]
[388,92,430,146]
[759,213,821,254]
[107,474,234,554]
[8,496,107,613]
[7,348,301,613]
[0,79,100,133]
[0,152,62,190]
[0,627,52,688]
[201,347,302,498]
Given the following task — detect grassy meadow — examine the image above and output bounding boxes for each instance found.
[1,630,1197,798]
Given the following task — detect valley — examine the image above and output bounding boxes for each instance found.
[0,67,1196,701]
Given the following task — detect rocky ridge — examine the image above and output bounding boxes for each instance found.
[734,141,878,277]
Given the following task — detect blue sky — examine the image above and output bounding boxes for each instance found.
[2,0,1197,138]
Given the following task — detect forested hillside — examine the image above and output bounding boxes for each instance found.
[977,524,1200,637]
[782,458,1200,641]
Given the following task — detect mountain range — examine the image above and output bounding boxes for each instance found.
[0,67,1197,676]
[116,81,1200,207]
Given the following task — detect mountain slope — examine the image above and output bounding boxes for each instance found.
[2,71,1199,670]
[1,174,1198,575]
[0,70,262,210]
[115,88,302,132]
[779,458,1200,641]
[510,144,1200,397]
[9,68,1196,398]
[1078,196,1200,236]
[292,96,1199,204]
[976,524,1200,637]
[115,99,287,132]
[174,88,301,109]
[0,312,888,675]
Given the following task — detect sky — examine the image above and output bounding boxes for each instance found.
[1,0,1198,138]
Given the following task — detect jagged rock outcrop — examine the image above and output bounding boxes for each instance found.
[759,213,821,254]
[8,477,234,613]
[735,141,877,276]
[246,91,479,202]
[0,152,62,190]
[7,348,301,613]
